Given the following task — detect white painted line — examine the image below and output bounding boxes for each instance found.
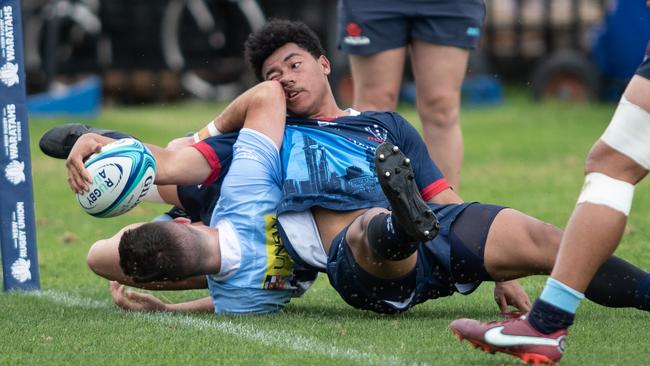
[26,289,429,366]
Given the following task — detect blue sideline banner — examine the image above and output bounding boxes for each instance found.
[0,0,40,290]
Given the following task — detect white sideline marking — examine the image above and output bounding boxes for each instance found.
[26,290,429,366]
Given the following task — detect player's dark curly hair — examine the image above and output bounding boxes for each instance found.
[245,19,326,81]
[119,222,191,283]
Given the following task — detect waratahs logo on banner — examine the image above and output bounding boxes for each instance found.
[0,62,19,87]
[0,5,19,87]
[11,258,31,283]
[5,159,25,185]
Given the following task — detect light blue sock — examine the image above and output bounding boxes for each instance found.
[539,277,585,314]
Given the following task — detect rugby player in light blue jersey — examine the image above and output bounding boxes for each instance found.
[70,81,297,315]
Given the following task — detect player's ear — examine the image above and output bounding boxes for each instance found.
[318,55,331,76]
[173,217,192,225]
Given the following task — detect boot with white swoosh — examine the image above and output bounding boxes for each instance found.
[449,314,567,365]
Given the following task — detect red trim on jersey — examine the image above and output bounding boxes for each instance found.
[420,179,450,201]
[192,141,221,185]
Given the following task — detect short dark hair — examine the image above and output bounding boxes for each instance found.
[118,222,192,283]
[244,19,326,81]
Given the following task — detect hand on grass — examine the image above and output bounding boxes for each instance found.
[494,280,532,315]
[65,133,103,193]
[110,281,168,312]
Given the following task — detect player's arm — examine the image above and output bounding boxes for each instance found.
[66,133,212,193]
[110,281,214,313]
[193,81,283,141]
[429,187,463,204]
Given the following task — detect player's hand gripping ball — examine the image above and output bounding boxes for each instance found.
[76,138,156,217]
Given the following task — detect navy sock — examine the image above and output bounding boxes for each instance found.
[366,213,418,260]
[528,299,575,334]
[634,275,650,311]
[585,256,647,308]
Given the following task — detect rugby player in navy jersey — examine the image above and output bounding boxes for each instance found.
[62,20,650,319]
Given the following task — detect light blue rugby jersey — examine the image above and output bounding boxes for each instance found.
[205,129,294,314]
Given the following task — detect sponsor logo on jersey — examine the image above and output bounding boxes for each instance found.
[466,27,480,37]
[262,215,293,289]
[344,22,370,46]
[365,124,387,142]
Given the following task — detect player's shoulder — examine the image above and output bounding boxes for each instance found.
[352,110,406,125]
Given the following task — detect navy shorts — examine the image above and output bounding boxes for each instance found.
[338,0,486,55]
[326,202,503,314]
[177,183,221,225]
[449,203,505,285]
[636,41,650,79]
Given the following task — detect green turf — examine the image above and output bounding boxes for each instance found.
[1,95,648,365]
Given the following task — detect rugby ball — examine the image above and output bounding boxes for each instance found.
[76,138,156,217]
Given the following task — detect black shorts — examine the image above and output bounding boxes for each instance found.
[338,0,486,54]
[636,41,650,80]
[326,202,503,314]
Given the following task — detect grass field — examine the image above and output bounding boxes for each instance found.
[2,94,649,365]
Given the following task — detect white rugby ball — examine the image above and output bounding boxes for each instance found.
[76,138,156,217]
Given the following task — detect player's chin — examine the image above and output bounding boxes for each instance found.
[287,100,314,117]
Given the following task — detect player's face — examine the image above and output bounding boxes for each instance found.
[261,43,331,117]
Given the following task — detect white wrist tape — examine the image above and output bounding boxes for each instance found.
[577,172,634,216]
[206,121,222,137]
[193,132,201,143]
[601,96,650,169]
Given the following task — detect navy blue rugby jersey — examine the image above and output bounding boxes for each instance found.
[278,111,449,214]
[191,111,450,216]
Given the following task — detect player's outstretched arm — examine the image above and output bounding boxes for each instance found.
[110,281,214,313]
[65,133,212,193]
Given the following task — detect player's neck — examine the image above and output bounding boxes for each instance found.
[308,97,347,120]
[194,227,221,274]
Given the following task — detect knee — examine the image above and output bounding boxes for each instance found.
[585,142,617,173]
[346,207,389,248]
[585,141,647,184]
[417,91,460,128]
[355,88,399,111]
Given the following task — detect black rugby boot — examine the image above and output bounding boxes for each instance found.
[375,142,440,242]
[39,123,126,159]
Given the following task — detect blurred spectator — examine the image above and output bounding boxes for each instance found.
[337,0,486,190]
